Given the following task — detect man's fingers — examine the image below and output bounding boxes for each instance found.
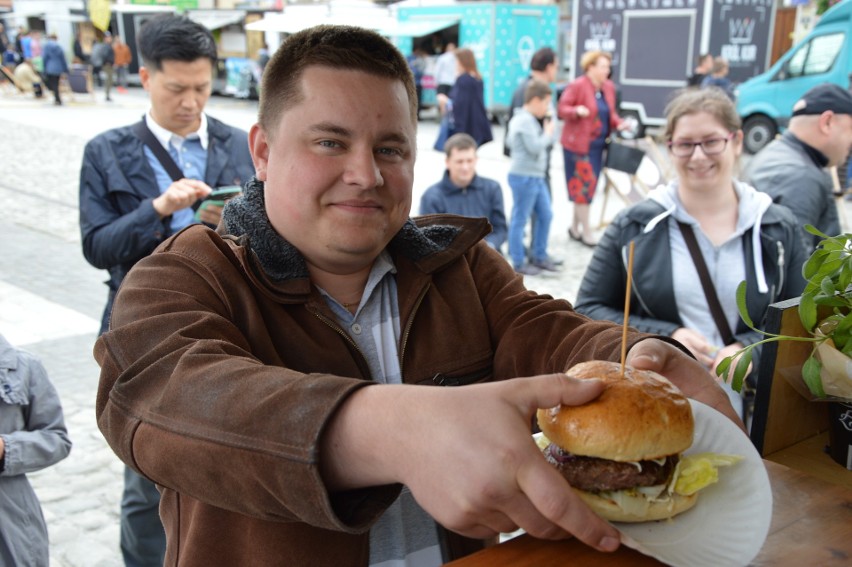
[518,459,620,551]
[510,374,605,415]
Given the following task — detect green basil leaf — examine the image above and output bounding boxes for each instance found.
[735,281,752,328]
[731,351,752,393]
[799,293,817,332]
[802,355,825,398]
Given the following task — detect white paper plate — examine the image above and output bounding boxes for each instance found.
[615,399,772,567]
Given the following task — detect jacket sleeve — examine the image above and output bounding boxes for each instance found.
[78,136,170,271]
[0,353,71,477]
[94,234,394,533]
[574,217,681,337]
[557,79,583,121]
[419,186,442,216]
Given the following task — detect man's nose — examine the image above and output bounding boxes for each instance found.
[343,149,383,188]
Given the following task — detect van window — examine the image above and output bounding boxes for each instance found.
[785,33,844,78]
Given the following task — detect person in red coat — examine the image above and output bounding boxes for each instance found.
[558,51,628,247]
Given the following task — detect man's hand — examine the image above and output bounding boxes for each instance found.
[321,375,622,552]
[627,338,744,430]
[196,202,225,226]
[152,179,212,218]
[671,327,716,368]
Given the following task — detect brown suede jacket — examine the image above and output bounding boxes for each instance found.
[95,182,647,566]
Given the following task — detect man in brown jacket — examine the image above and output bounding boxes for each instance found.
[95,24,740,566]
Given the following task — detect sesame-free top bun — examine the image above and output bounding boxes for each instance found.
[536,361,694,462]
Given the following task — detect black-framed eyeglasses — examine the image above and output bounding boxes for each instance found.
[667,132,735,157]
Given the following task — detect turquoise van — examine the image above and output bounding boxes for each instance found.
[737,0,852,154]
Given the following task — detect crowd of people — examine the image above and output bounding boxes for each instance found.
[0,24,132,105]
[3,13,851,567]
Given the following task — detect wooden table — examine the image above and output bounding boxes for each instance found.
[445,461,852,566]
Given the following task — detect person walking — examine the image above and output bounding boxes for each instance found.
[700,57,735,100]
[41,33,69,106]
[439,47,492,147]
[433,41,456,117]
[91,32,115,100]
[558,50,629,247]
[78,14,255,567]
[113,35,132,93]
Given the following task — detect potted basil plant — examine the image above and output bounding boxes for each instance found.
[716,225,852,400]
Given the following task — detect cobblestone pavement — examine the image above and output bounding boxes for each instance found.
[0,86,632,566]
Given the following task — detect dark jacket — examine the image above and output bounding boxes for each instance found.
[450,73,493,147]
[41,40,68,76]
[558,75,622,155]
[95,184,649,566]
[745,130,841,253]
[419,171,507,250]
[79,116,255,330]
[575,195,807,351]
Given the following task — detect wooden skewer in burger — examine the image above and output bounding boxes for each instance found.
[537,243,739,522]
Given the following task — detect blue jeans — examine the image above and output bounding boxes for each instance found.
[121,467,166,567]
[508,174,552,267]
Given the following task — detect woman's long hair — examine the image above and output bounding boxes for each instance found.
[455,48,480,80]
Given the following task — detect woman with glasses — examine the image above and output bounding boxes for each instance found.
[574,87,806,417]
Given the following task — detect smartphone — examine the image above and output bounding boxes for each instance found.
[194,185,242,221]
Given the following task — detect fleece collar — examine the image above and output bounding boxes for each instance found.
[222,178,476,283]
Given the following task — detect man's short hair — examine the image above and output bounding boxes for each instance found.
[530,47,556,72]
[524,79,552,103]
[259,25,418,139]
[443,133,477,156]
[137,14,217,72]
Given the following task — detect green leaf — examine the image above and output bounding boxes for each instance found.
[803,249,829,282]
[735,281,753,328]
[804,224,830,240]
[801,355,825,398]
[731,351,752,393]
[716,355,732,378]
[820,274,840,297]
[799,293,817,332]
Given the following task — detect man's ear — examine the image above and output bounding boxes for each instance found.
[819,110,836,134]
[248,124,270,181]
[139,66,150,91]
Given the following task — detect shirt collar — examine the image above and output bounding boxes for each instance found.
[145,111,209,151]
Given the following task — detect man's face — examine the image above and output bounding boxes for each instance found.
[140,58,213,137]
[825,112,852,167]
[249,66,416,275]
[446,147,477,187]
[545,59,558,83]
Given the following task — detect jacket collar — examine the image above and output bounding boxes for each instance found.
[222,178,492,286]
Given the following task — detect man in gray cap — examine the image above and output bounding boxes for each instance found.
[746,82,852,252]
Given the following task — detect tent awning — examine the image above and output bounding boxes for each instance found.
[375,17,459,38]
[187,10,245,31]
[246,14,459,38]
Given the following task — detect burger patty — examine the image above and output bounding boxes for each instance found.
[544,444,678,492]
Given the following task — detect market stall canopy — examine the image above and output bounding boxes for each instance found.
[246,11,459,38]
[187,10,246,31]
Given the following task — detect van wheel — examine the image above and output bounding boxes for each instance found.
[742,115,777,154]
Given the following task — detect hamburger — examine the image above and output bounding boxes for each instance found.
[537,361,739,523]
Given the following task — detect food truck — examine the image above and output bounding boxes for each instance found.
[571,0,776,138]
[247,0,558,121]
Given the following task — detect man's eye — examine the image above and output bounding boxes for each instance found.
[378,147,403,157]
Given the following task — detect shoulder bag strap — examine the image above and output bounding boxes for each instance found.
[131,120,184,182]
[676,221,736,346]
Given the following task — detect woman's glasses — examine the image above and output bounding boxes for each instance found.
[667,132,735,157]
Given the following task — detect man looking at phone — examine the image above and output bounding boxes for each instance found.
[78,13,254,567]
